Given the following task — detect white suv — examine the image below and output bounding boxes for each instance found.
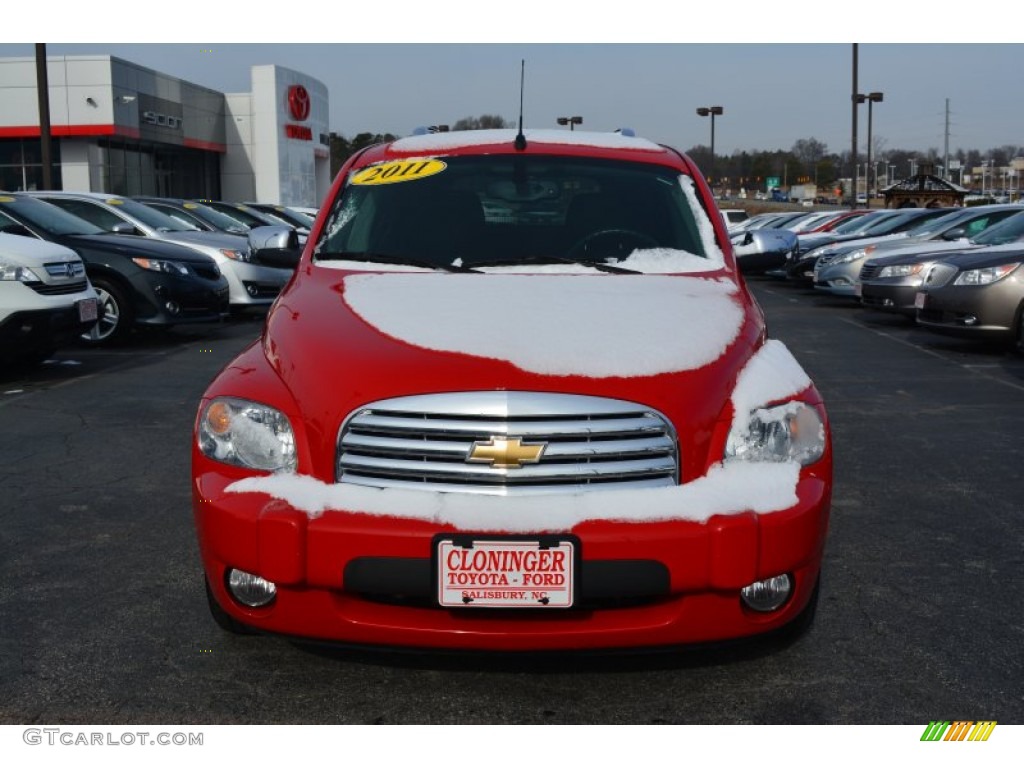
[0,233,99,366]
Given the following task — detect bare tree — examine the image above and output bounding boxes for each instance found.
[452,115,510,131]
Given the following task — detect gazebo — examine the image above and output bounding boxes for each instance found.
[882,162,968,208]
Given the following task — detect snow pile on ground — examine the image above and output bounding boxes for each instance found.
[226,460,801,532]
[342,273,745,377]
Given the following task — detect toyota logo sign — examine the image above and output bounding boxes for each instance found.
[288,85,311,122]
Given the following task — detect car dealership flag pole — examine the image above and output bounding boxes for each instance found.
[35,43,53,190]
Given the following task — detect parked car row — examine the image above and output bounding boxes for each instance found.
[741,204,1024,353]
[1,191,310,366]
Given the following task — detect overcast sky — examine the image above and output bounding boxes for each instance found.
[2,5,1019,158]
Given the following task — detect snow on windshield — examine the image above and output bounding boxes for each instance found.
[226,460,800,532]
[342,273,745,377]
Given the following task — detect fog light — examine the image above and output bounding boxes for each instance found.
[165,301,180,315]
[961,315,977,326]
[227,568,277,607]
[740,574,792,612]
[245,283,259,297]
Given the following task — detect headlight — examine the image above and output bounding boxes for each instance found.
[806,247,828,259]
[0,260,41,282]
[198,398,297,472]
[220,248,251,262]
[953,263,1020,286]
[725,401,825,466]
[878,263,925,279]
[835,248,867,265]
[131,257,190,276]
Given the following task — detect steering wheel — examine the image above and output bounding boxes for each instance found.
[566,229,659,261]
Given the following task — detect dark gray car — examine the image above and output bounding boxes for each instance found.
[915,246,1024,351]
[859,208,1024,315]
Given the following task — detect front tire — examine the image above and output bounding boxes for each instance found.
[81,278,133,344]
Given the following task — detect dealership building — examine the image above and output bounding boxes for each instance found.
[0,55,331,206]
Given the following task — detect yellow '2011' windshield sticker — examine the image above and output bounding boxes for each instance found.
[0,196,14,203]
[350,159,447,186]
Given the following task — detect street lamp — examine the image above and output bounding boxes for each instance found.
[556,116,582,131]
[696,106,724,189]
[855,91,883,202]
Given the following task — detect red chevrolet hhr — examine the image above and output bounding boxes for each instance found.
[192,128,832,651]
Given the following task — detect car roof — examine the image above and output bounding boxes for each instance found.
[354,129,687,169]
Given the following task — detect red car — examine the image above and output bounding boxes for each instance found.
[192,129,832,651]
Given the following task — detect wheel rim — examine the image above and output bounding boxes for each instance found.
[82,286,120,342]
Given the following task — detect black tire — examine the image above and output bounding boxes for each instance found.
[1015,304,1024,356]
[81,278,133,344]
[204,577,257,635]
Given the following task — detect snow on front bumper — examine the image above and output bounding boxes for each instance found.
[192,462,830,649]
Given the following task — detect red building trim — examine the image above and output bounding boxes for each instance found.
[0,124,223,152]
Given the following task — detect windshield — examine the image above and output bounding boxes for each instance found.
[315,155,715,269]
[160,202,250,234]
[902,209,967,238]
[971,211,1024,245]
[107,198,200,231]
[204,203,277,228]
[253,205,313,229]
[832,212,892,235]
[0,195,105,236]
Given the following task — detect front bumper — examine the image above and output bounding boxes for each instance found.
[193,468,831,651]
[129,270,229,326]
[858,281,920,315]
[916,283,1020,340]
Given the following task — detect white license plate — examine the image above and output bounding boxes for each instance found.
[914,292,927,310]
[437,538,575,608]
[77,298,99,323]
[854,283,863,297]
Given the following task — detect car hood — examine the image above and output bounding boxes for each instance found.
[160,230,249,250]
[865,239,981,267]
[60,233,218,264]
[935,244,1024,271]
[256,268,766,478]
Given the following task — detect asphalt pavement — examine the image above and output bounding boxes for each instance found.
[0,284,1021,725]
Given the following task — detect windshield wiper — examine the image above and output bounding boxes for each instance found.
[315,251,481,273]
[472,254,643,275]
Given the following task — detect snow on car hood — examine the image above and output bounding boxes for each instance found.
[341,273,745,378]
[226,338,816,532]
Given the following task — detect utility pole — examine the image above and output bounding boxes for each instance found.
[35,43,53,190]
[850,44,859,207]
[943,98,950,182]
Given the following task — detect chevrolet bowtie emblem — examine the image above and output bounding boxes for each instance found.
[468,437,546,469]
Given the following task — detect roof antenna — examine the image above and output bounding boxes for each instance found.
[514,59,527,151]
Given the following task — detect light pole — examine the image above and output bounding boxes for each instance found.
[696,106,724,190]
[888,163,896,187]
[556,116,582,131]
[855,91,883,201]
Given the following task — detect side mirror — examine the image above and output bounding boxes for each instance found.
[941,227,966,241]
[111,221,139,235]
[248,225,299,253]
[733,229,798,274]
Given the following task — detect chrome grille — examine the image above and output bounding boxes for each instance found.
[924,262,958,288]
[44,261,85,279]
[29,279,89,296]
[337,392,678,494]
[859,263,881,281]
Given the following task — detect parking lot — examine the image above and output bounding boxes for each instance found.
[1,281,1022,725]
